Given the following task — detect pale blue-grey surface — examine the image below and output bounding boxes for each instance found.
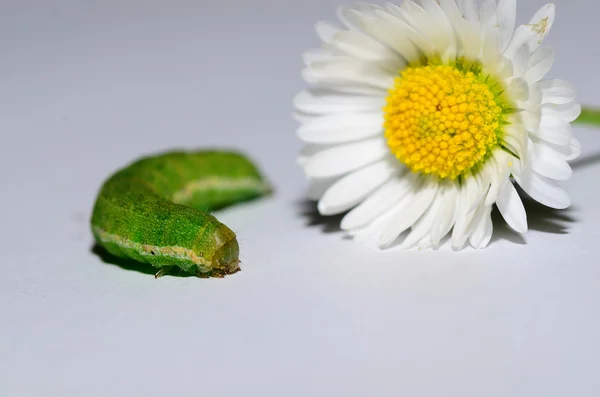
[1,0,599,396]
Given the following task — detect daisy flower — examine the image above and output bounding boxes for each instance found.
[294,0,583,250]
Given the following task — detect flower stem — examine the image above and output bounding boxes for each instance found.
[575,107,600,126]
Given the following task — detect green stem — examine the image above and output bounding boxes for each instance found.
[575,107,600,126]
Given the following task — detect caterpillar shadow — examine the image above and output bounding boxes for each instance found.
[90,244,194,278]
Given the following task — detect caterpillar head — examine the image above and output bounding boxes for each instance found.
[211,235,240,276]
[195,222,240,277]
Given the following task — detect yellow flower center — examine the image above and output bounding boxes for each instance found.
[384,63,507,180]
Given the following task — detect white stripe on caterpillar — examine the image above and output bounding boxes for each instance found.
[171,176,270,204]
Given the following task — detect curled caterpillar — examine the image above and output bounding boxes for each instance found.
[91,150,271,278]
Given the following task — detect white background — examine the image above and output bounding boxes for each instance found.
[1,0,599,395]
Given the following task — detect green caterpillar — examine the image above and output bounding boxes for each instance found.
[90,150,271,278]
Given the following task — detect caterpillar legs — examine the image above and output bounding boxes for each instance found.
[152,260,241,279]
[154,268,170,279]
[196,259,241,278]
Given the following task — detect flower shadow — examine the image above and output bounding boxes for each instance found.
[294,193,576,248]
[90,244,195,278]
[295,199,344,234]
[491,192,578,245]
[570,151,600,171]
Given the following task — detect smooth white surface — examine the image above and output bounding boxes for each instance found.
[1,0,600,395]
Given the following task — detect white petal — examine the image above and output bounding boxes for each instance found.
[329,30,398,60]
[485,152,512,206]
[336,3,382,32]
[326,31,406,73]
[379,178,439,248]
[302,73,386,96]
[346,220,382,245]
[493,55,515,80]
[315,21,341,43]
[542,102,582,123]
[403,182,457,249]
[437,0,480,60]
[357,11,421,62]
[568,138,582,161]
[478,208,494,249]
[497,0,517,51]
[431,184,458,247]
[292,111,313,124]
[464,168,490,215]
[420,0,453,24]
[510,44,530,78]
[524,81,543,110]
[400,190,445,250]
[479,0,498,26]
[341,171,417,230]
[293,90,386,114]
[524,46,555,84]
[452,175,483,250]
[548,138,581,162]
[469,205,493,249]
[496,181,528,233]
[298,144,335,167]
[528,3,556,38]
[297,112,384,144]
[479,24,506,63]
[418,236,434,250]
[307,178,336,201]
[521,108,542,134]
[504,3,555,57]
[534,116,573,146]
[538,79,577,105]
[382,4,437,54]
[514,168,571,210]
[346,205,394,245]
[336,5,360,31]
[318,159,398,215]
[502,123,528,160]
[461,0,479,25]
[531,140,573,180]
[304,139,389,178]
[304,60,394,91]
[402,0,457,60]
[507,77,529,102]
[302,49,345,65]
[481,28,503,73]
